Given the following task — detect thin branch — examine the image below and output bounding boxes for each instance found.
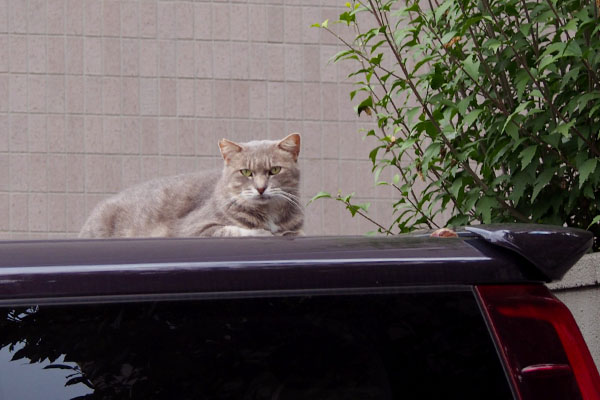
[338,197,394,234]
[391,183,439,229]
[520,0,540,58]
[321,26,404,82]
[344,28,438,230]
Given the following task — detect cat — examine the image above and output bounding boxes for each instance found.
[79,133,304,238]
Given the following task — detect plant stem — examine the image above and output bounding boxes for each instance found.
[339,197,394,234]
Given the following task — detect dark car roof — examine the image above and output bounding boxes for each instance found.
[0,224,592,305]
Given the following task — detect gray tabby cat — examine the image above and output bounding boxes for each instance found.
[79,133,303,238]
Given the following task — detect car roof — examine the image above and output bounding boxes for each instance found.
[0,224,591,305]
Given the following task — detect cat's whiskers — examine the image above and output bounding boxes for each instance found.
[240,189,255,199]
[268,188,303,210]
[278,195,302,210]
[270,188,301,202]
[278,189,301,202]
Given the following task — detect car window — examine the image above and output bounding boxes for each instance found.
[0,292,512,399]
[0,347,91,400]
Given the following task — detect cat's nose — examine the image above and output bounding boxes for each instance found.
[257,187,266,195]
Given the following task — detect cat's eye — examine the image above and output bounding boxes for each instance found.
[240,169,252,177]
[269,166,282,175]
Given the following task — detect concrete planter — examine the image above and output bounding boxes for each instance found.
[549,252,600,367]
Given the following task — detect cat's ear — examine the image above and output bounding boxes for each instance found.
[278,133,301,161]
[218,139,243,164]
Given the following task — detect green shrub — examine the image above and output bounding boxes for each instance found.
[312,0,600,249]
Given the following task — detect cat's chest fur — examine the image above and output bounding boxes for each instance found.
[265,218,279,233]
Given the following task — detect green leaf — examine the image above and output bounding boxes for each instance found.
[577,93,600,110]
[370,53,384,66]
[440,31,458,46]
[423,142,442,162]
[584,184,595,199]
[333,49,356,62]
[373,166,384,183]
[430,65,445,90]
[347,204,360,216]
[457,96,473,116]
[532,168,554,202]
[450,177,463,199]
[369,146,381,164]
[356,96,373,116]
[371,40,387,53]
[476,196,498,224]
[340,11,356,25]
[563,40,582,57]
[509,171,529,206]
[542,42,567,57]
[533,8,554,23]
[414,120,437,137]
[397,138,416,153]
[588,215,600,229]
[434,1,453,22]
[562,18,578,32]
[341,192,355,203]
[308,191,332,204]
[590,102,600,118]
[579,158,597,188]
[413,56,435,74]
[463,56,480,80]
[463,109,482,127]
[463,190,479,212]
[519,145,537,170]
[483,38,502,52]
[515,70,531,99]
[510,101,533,118]
[489,138,514,164]
[560,66,580,90]
[406,106,421,124]
[538,55,557,71]
[505,121,519,141]
[357,202,371,212]
[531,89,544,98]
[519,23,532,36]
[554,121,575,137]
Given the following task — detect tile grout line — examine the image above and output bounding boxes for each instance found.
[25,0,30,236]
[6,0,11,236]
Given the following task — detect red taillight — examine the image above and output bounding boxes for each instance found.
[476,285,600,400]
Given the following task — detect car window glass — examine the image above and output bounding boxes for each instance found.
[0,346,91,400]
[0,293,512,399]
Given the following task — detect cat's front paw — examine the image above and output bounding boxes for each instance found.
[280,230,304,236]
[223,226,273,237]
[245,228,273,237]
[215,226,273,237]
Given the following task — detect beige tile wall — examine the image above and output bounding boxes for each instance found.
[0,0,398,238]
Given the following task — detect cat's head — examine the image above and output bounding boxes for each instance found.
[218,133,301,207]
